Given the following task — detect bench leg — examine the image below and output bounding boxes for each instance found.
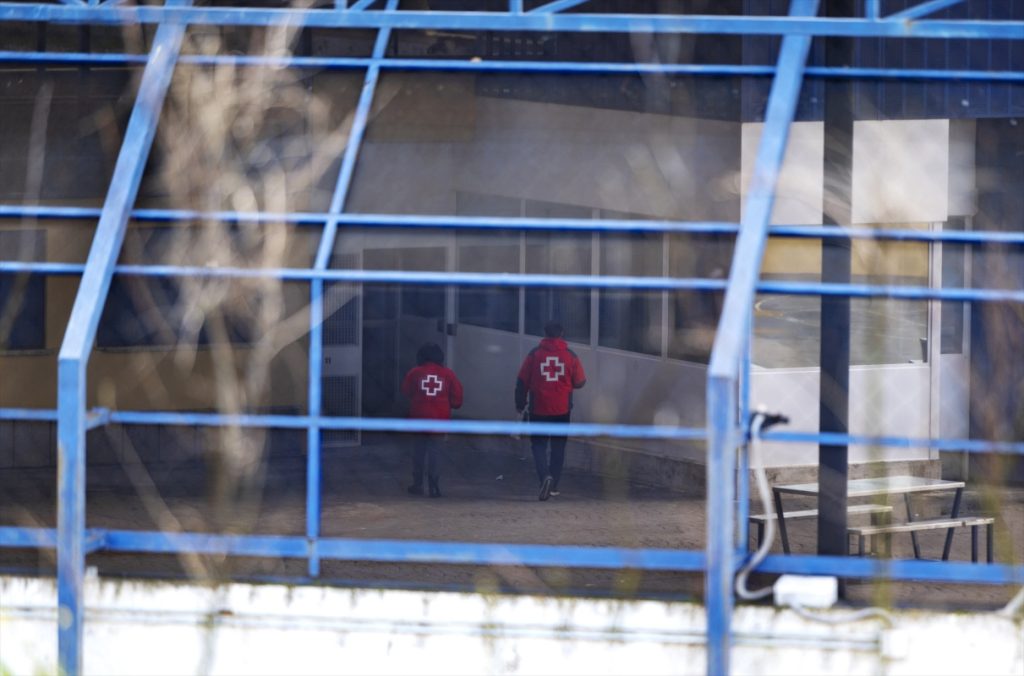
[858,534,865,557]
[971,525,978,563]
[756,522,765,552]
[942,488,963,561]
[773,489,791,555]
[987,523,994,564]
[904,494,922,559]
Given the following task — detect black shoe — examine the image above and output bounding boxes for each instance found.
[407,482,424,496]
[428,476,442,498]
[538,475,553,501]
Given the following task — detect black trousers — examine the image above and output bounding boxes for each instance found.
[529,412,570,488]
[412,433,443,482]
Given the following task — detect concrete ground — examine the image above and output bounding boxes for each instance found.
[0,434,1020,610]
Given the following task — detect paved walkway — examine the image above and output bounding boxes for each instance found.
[0,436,1020,608]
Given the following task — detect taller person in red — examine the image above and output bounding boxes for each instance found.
[401,342,464,498]
[515,321,587,501]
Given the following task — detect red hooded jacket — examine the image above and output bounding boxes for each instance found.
[515,337,586,416]
[401,361,464,420]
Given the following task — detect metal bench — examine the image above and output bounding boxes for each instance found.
[749,504,893,553]
[847,516,995,562]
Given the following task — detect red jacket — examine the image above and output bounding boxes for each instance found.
[515,337,586,416]
[401,362,464,420]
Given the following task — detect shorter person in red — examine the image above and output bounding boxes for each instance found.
[400,342,464,498]
[515,321,586,501]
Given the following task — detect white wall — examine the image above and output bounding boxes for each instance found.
[3,575,1021,676]
[751,364,931,467]
[453,325,708,463]
[352,94,740,221]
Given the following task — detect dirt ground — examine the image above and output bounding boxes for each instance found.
[1,434,1021,610]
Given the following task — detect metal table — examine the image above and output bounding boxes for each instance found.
[772,475,966,559]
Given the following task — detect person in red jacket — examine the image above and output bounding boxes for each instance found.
[515,321,586,501]
[400,342,464,498]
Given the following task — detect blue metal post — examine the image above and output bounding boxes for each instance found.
[54,5,186,674]
[705,1,817,673]
[305,0,398,578]
[705,375,738,675]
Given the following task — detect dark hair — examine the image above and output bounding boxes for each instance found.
[416,342,444,365]
[543,321,564,338]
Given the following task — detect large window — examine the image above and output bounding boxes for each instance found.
[524,200,593,343]
[667,233,730,363]
[0,230,45,351]
[940,217,966,355]
[752,227,931,368]
[598,231,663,356]
[457,232,520,333]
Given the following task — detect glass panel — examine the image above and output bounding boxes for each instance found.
[524,200,592,343]
[457,231,519,333]
[598,232,663,356]
[667,233,730,363]
[0,230,46,351]
[941,217,966,355]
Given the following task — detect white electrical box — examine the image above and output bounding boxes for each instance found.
[773,574,838,609]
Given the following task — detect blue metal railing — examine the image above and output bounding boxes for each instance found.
[1,2,1023,675]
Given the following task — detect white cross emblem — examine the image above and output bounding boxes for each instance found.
[421,374,443,396]
[540,356,565,382]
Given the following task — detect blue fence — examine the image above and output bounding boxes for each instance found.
[0,2,1022,675]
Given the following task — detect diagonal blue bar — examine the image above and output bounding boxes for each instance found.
[890,0,965,21]
[529,0,591,14]
[307,0,398,579]
[55,3,187,674]
[315,0,397,271]
[705,1,818,674]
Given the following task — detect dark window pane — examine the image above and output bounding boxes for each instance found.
[457,233,519,333]
[941,217,966,355]
[598,231,662,355]
[0,230,46,351]
[524,218,592,343]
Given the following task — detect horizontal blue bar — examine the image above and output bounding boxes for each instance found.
[0,408,58,421]
[770,225,1024,245]
[101,530,311,557]
[2,526,708,571]
[2,50,1021,82]
[3,206,1023,247]
[0,262,730,291]
[764,430,1024,456]
[758,553,1024,585]
[3,261,1022,304]
[0,527,58,548]
[314,539,708,570]
[757,280,1024,303]
[4,406,1022,455]
[0,6,1020,39]
[5,408,1022,456]
[4,526,1019,584]
[107,410,707,440]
